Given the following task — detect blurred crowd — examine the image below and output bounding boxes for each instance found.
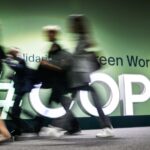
[0,14,113,144]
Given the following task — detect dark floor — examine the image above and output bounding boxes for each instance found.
[1,127,150,150]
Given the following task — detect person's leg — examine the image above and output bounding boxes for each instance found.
[88,86,114,137]
[38,89,66,137]
[39,89,80,137]
[0,119,11,142]
[10,93,24,136]
[60,95,81,134]
[12,93,24,118]
[49,89,80,134]
[89,86,112,128]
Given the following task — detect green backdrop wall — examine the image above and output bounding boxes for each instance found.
[1,0,150,128]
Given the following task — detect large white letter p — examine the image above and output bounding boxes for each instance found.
[119,74,150,115]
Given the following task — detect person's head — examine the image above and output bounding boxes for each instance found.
[42,25,61,42]
[68,14,89,34]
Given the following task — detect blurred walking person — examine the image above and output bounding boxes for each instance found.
[67,14,113,138]
[4,48,36,136]
[37,25,80,137]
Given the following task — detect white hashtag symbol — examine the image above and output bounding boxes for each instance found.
[0,81,15,119]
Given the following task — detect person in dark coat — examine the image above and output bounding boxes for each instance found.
[38,26,72,103]
[37,25,80,136]
[5,49,36,135]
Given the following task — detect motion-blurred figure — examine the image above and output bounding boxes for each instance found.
[38,25,80,137]
[4,48,36,136]
[67,14,113,138]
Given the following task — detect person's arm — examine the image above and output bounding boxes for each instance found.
[40,60,62,71]
[4,57,26,71]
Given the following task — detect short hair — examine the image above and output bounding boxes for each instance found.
[68,14,89,34]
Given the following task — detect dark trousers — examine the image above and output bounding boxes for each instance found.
[72,85,112,129]
[49,88,80,132]
[12,93,25,118]
[10,92,25,134]
[89,86,112,128]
